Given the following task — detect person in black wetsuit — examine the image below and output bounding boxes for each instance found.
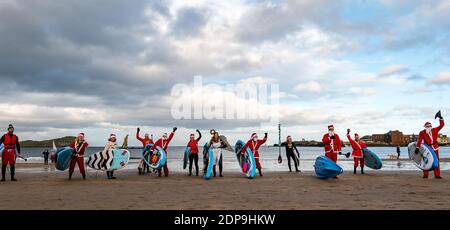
[396,145,401,159]
[42,149,50,165]
[1,124,21,181]
[285,136,300,172]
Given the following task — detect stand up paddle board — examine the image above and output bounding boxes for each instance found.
[55,147,75,171]
[203,143,214,180]
[141,144,166,170]
[234,140,257,179]
[0,143,3,154]
[408,142,438,171]
[86,149,130,171]
[219,135,234,152]
[183,147,191,170]
[314,156,343,179]
[362,148,382,169]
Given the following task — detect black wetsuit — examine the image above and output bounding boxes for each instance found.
[285,142,300,172]
[396,146,401,158]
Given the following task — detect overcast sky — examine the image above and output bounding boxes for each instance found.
[1,0,449,146]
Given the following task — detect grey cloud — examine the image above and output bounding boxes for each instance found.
[235,0,343,43]
[171,7,208,38]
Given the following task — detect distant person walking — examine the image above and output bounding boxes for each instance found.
[42,149,50,165]
[396,145,401,159]
[415,110,444,179]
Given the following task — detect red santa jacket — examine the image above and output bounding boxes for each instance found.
[347,134,367,158]
[322,134,342,154]
[70,140,89,156]
[416,119,445,150]
[242,137,267,158]
[150,132,174,153]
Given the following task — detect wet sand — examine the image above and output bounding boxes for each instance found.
[0,163,449,210]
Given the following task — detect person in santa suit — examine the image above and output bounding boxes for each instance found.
[322,125,342,163]
[136,127,154,175]
[150,127,177,177]
[68,133,89,180]
[415,110,445,179]
[322,125,343,179]
[347,129,367,174]
[1,124,21,181]
[241,132,268,177]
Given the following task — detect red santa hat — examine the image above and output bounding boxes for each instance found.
[251,133,258,139]
[328,125,334,130]
[424,122,432,127]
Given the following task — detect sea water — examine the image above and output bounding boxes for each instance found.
[15,146,450,173]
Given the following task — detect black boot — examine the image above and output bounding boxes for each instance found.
[361,167,364,174]
[258,168,263,177]
[82,173,86,180]
[10,165,17,181]
[138,167,142,175]
[354,167,357,174]
[1,165,6,181]
[69,172,73,180]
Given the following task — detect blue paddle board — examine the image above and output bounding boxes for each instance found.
[362,148,382,170]
[314,156,343,179]
[203,143,214,180]
[408,142,438,171]
[234,140,257,179]
[183,147,191,170]
[55,147,74,171]
[142,144,167,170]
[0,143,3,153]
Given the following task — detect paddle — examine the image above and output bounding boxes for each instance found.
[17,154,28,161]
[339,152,351,158]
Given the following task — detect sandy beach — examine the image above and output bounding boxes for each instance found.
[0,163,449,210]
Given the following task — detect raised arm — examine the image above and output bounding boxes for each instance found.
[196,129,202,142]
[136,128,144,142]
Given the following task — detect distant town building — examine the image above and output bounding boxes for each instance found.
[369,131,445,146]
[438,134,449,144]
[360,135,372,142]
